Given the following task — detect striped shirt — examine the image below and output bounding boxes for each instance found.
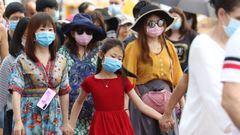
[0,55,15,111]
[222,28,240,83]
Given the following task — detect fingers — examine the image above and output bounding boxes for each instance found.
[159,119,175,132]
[14,129,23,135]
[62,127,74,135]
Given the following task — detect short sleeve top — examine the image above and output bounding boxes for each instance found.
[81,75,134,111]
[222,28,240,83]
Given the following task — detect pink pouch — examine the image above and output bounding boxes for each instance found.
[37,88,56,110]
[141,89,171,114]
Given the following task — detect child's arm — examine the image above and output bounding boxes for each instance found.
[127,89,174,131]
[69,90,88,128]
[124,94,129,115]
[127,89,162,120]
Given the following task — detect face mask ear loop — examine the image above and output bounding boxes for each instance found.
[222,12,230,27]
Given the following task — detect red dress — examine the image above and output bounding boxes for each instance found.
[81,75,135,135]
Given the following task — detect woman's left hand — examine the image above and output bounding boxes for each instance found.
[61,123,74,135]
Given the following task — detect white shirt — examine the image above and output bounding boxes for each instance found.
[179,34,233,135]
[222,28,240,82]
[221,28,240,135]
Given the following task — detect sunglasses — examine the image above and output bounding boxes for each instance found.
[75,29,93,35]
[110,2,120,4]
[147,19,165,28]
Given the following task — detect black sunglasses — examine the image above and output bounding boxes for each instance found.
[147,19,165,28]
[110,2,120,5]
[75,28,93,35]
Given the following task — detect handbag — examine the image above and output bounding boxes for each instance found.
[141,89,171,114]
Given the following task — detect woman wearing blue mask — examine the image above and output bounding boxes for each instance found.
[0,17,29,135]
[59,13,106,135]
[166,7,198,71]
[161,0,240,134]
[69,38,167,135]
[9,12,73,135]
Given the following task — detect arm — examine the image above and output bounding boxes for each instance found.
[60,94,70,125]
[0,25,8,60]
[12,92,22,123]
[127,89,174,131]
[12,91,25,135]
[164,73,188,116]
[127,89,162,120]
[221,28,240,129]
[60,94,74,134]
[8,58,25,135]
[222,83,240,128]
[124,94,129,115]
[69,90,88,128]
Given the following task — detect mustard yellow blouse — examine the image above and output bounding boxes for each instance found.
[124,40,183,87]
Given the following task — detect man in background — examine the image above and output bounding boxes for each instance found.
[23,0,36,17]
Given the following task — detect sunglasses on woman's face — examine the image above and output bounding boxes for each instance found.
[110,2,120,5]
[147,19,165,28]
[75,29,93,35]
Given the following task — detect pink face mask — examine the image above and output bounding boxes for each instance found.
[74,32,93,46]
[146,25,164,38]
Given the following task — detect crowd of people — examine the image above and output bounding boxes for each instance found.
[0,0,240,135]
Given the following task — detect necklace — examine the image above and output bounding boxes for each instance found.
[102,79,110,88]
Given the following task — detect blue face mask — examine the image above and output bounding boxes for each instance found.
[108,4,121,16]
[224,17,240,37]
[35,31,55,47]
[53,11,59,22]
[9,20,19,31]
[171,19,182,31]
[102,57,122,73]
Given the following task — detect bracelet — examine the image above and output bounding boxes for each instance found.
[124,109,129,111]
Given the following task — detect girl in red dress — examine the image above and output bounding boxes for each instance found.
[69,39,172,135]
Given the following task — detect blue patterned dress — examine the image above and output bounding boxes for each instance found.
[58,47,98,135]
[8,53,71,135]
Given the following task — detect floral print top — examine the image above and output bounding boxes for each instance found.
[8,53,71,135]
[58,46,98,118]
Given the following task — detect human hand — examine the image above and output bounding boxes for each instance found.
[61,123,74,135]
[13,121,25,135]
[159,113,175,132]
[125,109,130,116]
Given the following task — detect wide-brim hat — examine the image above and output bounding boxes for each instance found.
[95,8,119,31]
[131,4,175,32]
[62,13,106,41]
